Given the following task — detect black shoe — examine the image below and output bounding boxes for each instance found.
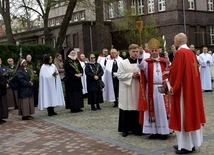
[70,109,78,113]
[134,132,143,136]
[122,132,128,137]
[48,113,53,116]
[28,116,34,120]
[96,105,101,110]
[149,134,160,139]
[204,90,212,92]
[77,109,83,112]
[113,103,118,107]
[0,120,6,124]
[175,149,193,154]
[91,107,97,111]
[52,111,58,115]
[173,145,178,150]
[160,135,168,140]
[22,116,30,120]
[174,145,195,152]
[1,120,6,123]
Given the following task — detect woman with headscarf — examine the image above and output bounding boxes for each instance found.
[85,54,104,110]
[38,54,65,116]
[64,49,84,113]
[16,59,35,120]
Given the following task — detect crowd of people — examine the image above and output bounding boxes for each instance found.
[0,33,207,154]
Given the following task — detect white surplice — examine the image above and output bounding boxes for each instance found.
[97,56,108,70]
[79,61,88,94]
[38,64,65,110]
[198,52,212,90]
[138,57,171,135]
[117,59,140,110]
[103,57,123,102]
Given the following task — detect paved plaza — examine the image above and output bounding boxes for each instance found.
[0,92,214,155]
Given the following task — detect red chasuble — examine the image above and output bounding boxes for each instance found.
[168,48,206,132]
[138,57,170,125]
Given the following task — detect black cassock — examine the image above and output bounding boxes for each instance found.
[64,58,84,110]
[118,58,142,135]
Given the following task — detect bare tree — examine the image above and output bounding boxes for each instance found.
[55,0,77,53]
[0,0,16,44]
[19,0,77,49]
[18,0,57,45]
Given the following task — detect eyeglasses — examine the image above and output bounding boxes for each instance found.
[91,57,95,59]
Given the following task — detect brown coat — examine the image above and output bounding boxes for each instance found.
[54,58,65,79]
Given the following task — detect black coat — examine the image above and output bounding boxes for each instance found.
[16,68,33,99]
[5,66,18,90]
[169,52,175,63]
[64,58,83,92]
[0,73,7,96]
[0,66,7,75]
[85,62,104,92]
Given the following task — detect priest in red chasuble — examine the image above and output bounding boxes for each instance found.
[138,38,172,140]
[167,33,206,154]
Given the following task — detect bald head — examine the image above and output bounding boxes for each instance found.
[174,33,187,48]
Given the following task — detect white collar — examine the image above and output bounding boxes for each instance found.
[178,44,190,50]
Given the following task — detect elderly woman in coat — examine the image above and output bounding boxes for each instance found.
[85,54,104,111]
[64,49,84,113]
[16,59,35,120]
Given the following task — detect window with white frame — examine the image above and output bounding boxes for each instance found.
[188,0,195,10]
[210,26,214,45]
[50,19,55,26]
[109,3,114,18]
[118,0,124,17]
[208,0,213,11]
[131,0,136,15]
[138,0,144,15]
[80,12,85,20]
[74,14,79,22]
[56,18,60,25]
[158,0,165,11]
[148,0,154,13]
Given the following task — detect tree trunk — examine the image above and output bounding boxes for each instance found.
[95,0,104,50]
[43,2,52,46]
[55,0,77,53]
[0,0,16,44]
[43,17,52,45]
[2,13,16,44]
[95,0,111,51]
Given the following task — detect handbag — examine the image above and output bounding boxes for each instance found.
[97,80,105,90]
